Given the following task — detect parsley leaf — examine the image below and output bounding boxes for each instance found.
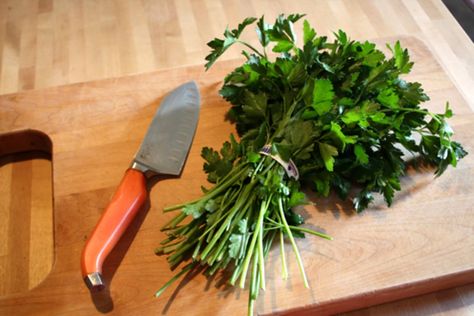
[388,41,413,74]
[354,144,369,165]
[313,79,334,115]
[319,142,338,171]
[205,17,257,70]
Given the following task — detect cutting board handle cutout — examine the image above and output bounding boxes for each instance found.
[0,129,54,296]
[0,129,52,156]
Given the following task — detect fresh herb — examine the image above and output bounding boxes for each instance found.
[155,15,467,315]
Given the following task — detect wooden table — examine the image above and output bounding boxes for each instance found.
[1,1,473,315]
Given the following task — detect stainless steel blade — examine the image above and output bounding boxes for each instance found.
[132,81,200,175]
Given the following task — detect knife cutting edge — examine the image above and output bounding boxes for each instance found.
[80,81,200,291]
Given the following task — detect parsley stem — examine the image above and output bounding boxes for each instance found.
[277,197,309,288]
[154,262,197,298]
[192,238,203,259]
[279,231,288,280]
[230,262,243,286]
[238,40,264,57]
[161,212,187,231]
[159,235,179,245]
[201,180,257,261]
[252,157,266,177]
[154,245,177,255]
[267,217,332,240]
[257,216,266,291]
[248,298,255,316]
[200,205,238,242]
[239,196,272,288]
[289,226,332,240]
[168,239,197,263]
[381,107,442,124]
[250,252,260,299]
[163,165,249,212]
[154,240,182,253]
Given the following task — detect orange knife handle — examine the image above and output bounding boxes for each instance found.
[81,168,147,290]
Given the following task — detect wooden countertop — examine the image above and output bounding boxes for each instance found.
[1,1,473,315]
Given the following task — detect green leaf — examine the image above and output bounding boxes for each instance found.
[247,151,261,163]
[377,88,399,108]
[267,14,304,53]
[220,141,234,160]
[339,97,354,107]
[441,121,453,136]
[274,143,292,162]
[204,17,257,70]
[287,62,306,85]
[354,144,369,165]
[256,16,270,47]
[331,175,351,199]
[301,109,318,120]
[363,50,385,67]
[228,219,248,259]
[313,79,334,115]
[229,234,243,259]
[303,20,316,44]
[238,218,248,234]
[223,36,236,48]
[353,191,374,212]
[285,120,313,151]
[383,183,395,206]
[444,102,453,118]
[341,72,360,92]
[342,108,363,125]
[330,122,356,151]
[204,199,218,213]
[272,40,294,53]
[288,191,306,208]
[316,56,335,73]
[426,118,440,134]
[183,203,203,219]
[229,133,241,157]
[388,41,413,74]
[201,144,235,183]
[287,13,306,23]
[319,142,338,171]
[233,17,258,37]
[285,209,305,226]
[355,41,385,67]
[314,177,330,197]
[334,29,348,45]
[370,112,389,124]
[242,91,267,118]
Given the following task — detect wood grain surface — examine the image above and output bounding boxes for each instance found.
[0,35,473,315]
[0,0,472,106]
[0,0,473,315]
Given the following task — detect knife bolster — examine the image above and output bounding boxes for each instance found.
[130,160,152,175]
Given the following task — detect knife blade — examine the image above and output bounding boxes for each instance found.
[81,81,200,291]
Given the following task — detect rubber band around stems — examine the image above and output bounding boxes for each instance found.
[259,144,299,180]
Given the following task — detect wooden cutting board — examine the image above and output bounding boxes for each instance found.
[0,36,473,316]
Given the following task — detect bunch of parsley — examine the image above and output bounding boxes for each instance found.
[155,15,466,315]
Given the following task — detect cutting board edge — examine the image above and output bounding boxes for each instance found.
[267,268,474,316]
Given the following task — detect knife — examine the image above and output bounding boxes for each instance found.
[81,81,200,291]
